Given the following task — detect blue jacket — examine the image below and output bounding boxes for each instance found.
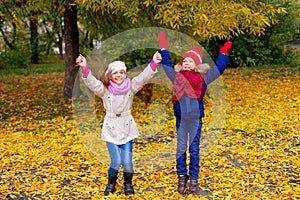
[159,49,229,118]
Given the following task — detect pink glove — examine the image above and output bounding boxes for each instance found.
[220,41,232,55]
[76,54,90,78]
[158,32,170,49]
[150,51,162,71]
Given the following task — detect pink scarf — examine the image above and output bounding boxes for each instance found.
[108,78,131,95]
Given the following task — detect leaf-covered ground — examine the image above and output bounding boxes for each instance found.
[0,67,299,199]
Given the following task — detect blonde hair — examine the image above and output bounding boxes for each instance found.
[99,68,111,86]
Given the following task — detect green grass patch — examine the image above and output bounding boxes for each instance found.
[0,63,66,76]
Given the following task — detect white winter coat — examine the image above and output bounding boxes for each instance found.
[82,65,157,145]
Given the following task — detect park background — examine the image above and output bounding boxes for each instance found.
[0,0,299,199]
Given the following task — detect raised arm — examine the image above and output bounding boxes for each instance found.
[204,41,232,84]
[76,54,106,97]
[158,32,176,82]
[131,51,161,92]
[160,49,176,82]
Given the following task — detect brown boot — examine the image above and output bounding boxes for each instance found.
[178,174,188,193]
[189,178,199,193]
[124,172,135,195]
[104,173,118,196]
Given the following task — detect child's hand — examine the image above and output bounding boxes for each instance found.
[220,41,232,55]
[158,32,170,49]
[150,51,162,71]
[76,54,87,68]
[153,51,162,64]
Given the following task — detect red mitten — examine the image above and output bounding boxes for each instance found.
[158,32,170,49]
[220,41,232,55]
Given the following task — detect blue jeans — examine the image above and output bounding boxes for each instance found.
[106,140,134,176]
[176,116,202,179]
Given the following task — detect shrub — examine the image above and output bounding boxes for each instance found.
[228,37,299,67]
[0,48,31,69]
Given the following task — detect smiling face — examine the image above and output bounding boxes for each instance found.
[182,57,196,71]
[110,70,126,85]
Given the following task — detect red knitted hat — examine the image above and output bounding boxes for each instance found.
[180,46,204,66]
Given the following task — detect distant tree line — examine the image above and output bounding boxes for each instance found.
[0,0,299,99]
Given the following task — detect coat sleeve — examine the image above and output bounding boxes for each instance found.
[159,49,176,83]
[204,54,229,85]
[82,72,106,98]
[131,64,157,93]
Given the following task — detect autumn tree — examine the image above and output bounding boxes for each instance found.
[2,0,290,98]
[77,0,286,41]
[0,0,32,68]
[6,0,41,64]
[37,0,65,57]
[227,0,300,66]
[0,0,18,50]
[25,0,66,63]
[266,0,300,46]
[0,0,66,66]
[63,0,80,100]
[74,0,289,68]
[69,0,289,101]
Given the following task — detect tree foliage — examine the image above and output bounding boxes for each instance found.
[225,0,300,67]
[0,0,66,65]
[75,0,299,68]
[77,0,287,41]
[1,0,298,69]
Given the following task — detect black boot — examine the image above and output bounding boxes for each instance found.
[178,174,189,193]
[189,178,199,194]
[104,173,118,196]
[124,172,134,195]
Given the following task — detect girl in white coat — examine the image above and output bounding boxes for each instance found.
[76,52,162,196]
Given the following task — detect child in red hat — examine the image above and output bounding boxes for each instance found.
[158,32,232,194]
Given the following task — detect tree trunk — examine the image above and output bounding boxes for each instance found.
[63,0,80,100]
[30,14,39,64]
